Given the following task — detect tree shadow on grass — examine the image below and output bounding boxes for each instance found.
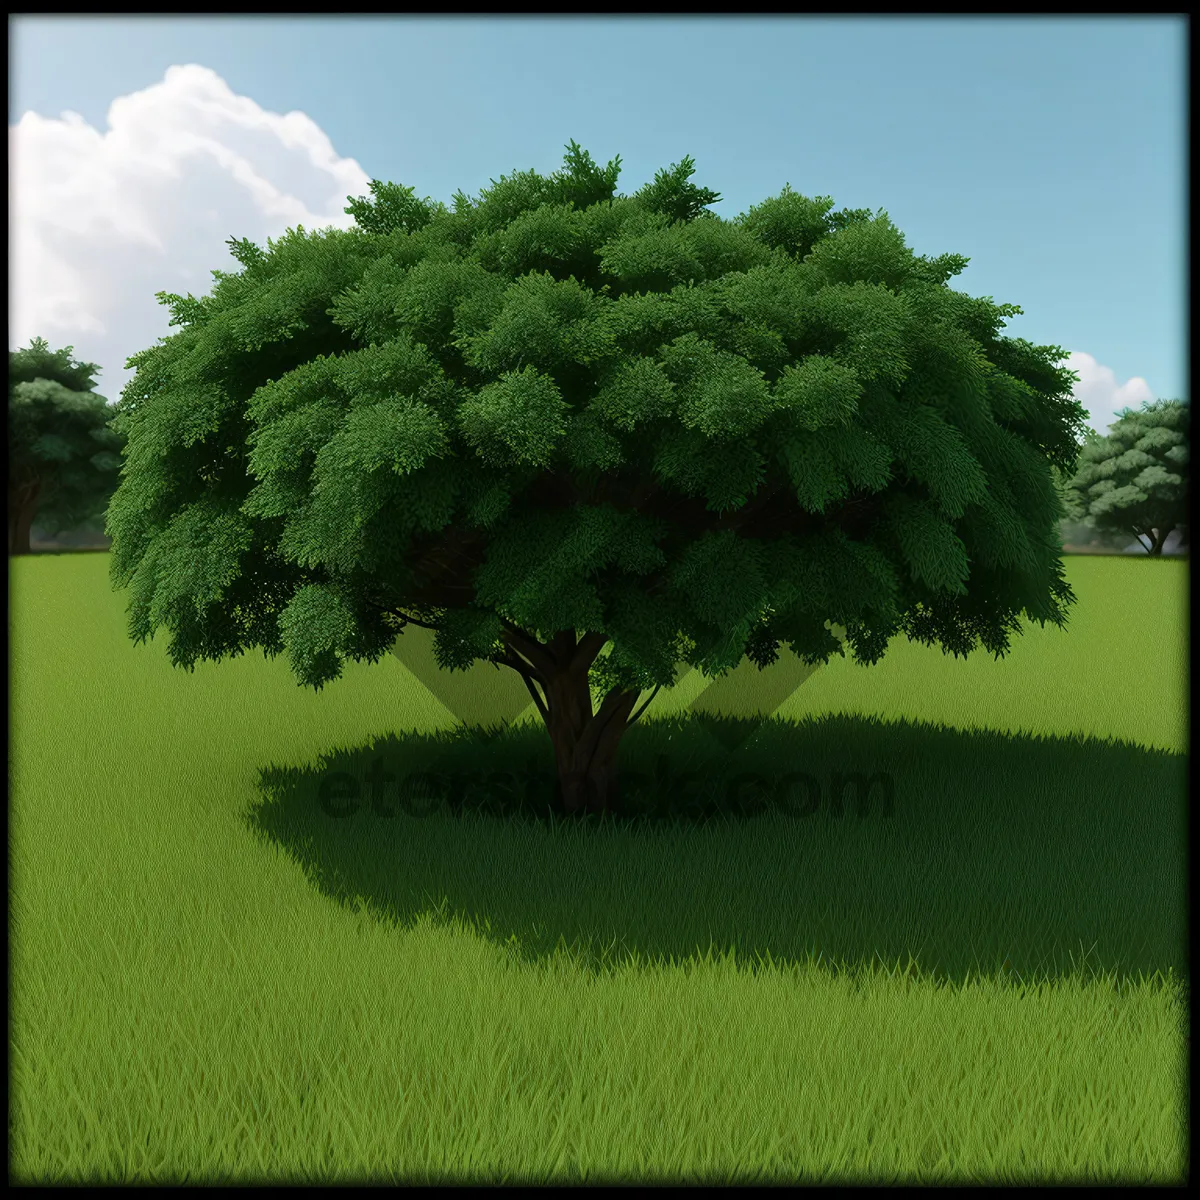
[243,711,1188,1006]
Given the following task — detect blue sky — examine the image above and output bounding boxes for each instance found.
[9,15,1187,441]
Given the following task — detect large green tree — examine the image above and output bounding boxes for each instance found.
[9,338,126,555]
[1060,399,1189,555]
[105,141,1089,818]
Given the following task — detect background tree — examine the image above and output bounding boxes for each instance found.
[105,140,1090,818]
[1050,426,1126,552]
[8,337,126,555]
[1060,399,1189,555]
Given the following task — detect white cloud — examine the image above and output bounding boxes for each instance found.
[9,67,1163,459]
[9,64,373,406]
[1063,351,1156,439]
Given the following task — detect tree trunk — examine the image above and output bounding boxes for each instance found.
[1138,526,1168,555]
[8,480,40,556]
[500,626,643,818]
[543,657,641,817]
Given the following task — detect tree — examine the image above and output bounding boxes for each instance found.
[1061,399,1189,555]
[1050,426,1124,552]
[105,140,1090,819]
[9,338,126,555]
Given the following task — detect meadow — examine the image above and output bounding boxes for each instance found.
[9,550,1188,1184]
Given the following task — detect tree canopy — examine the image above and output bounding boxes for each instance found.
[9,337,126,554]
[105,140,1090,816]
[1059,398,1189,555]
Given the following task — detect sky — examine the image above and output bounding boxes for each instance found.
[9,15,1187,444]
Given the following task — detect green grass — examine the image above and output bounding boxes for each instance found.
[9,552,1188,1184]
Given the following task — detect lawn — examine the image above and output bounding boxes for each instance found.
[9,551,1188,1184]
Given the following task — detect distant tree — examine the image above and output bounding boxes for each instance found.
[1051,426,1126,552]
[105,140,1089,819]
[1062,399,1189,555]
[8,338,126,555]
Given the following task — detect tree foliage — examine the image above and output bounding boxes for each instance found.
[105,140,1089,815]
[9,337,126,554]
[1059,399,1189,555]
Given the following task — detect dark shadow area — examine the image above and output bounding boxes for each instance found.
[244,711,1188,1005]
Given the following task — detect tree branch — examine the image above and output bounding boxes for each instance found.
[498,616,561,679]
[627,682,663,727]
[571,630,609,673]
[494,648,549,721]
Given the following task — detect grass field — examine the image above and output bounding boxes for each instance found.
[9,551,1189,1184]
